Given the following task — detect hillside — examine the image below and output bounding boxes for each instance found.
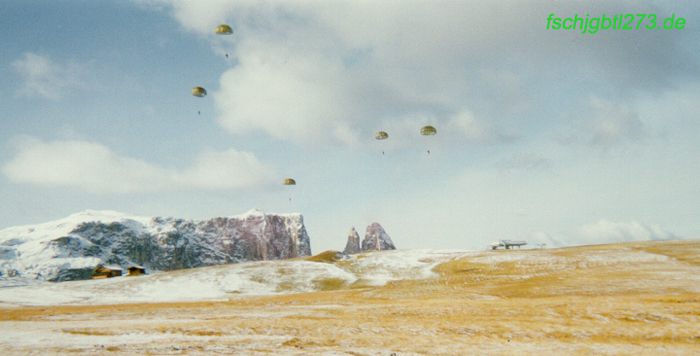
[1,240,699,355]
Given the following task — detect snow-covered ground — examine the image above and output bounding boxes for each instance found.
[0,249,469,307]
[2,243,697,308]
[1,241,699,355]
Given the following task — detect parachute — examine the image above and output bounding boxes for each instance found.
[214,24,234,59]
[215,24,233,35]
[191,86,207,97]
[283,178,296,202]
[375,131,389,155]
[192,87,207,115]
[420,125,437,154]
[374,131,389,140]
[420,125,437,136]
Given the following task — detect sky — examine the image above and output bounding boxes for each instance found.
[1,0,699,252]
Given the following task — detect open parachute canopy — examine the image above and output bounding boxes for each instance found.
[214,24,234,59]
[192,87,207,98]
[191,86,207,97]
[215,24,233,35]
[282,178,297,186]
[420,125,437,136]
[375,131,389,140]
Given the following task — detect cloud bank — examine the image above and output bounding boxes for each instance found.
[530,220,678,248]
[141,0,698,147]
[2,138,273,193]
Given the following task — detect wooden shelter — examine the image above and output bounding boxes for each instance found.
[128,265,146,276]
[92,265,122,279]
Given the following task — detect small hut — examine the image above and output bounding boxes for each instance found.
[92,265,122,279]
[127,265,146,276]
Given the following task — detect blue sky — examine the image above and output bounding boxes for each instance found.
[1,0,699,252]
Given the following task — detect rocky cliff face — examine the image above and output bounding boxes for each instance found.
[0,209,311,282]
[343,227,361,255]
[361,223,396,251]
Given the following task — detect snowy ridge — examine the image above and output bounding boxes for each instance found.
[0,249,468,306]
[0,210,312,283]
[0,210,149,244]
[231,208,301,219]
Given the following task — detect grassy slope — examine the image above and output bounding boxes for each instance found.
[1,240,699,355]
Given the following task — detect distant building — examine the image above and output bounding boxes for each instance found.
[128,266,146,276]
[490,240,527,250]
[92,265,123,279]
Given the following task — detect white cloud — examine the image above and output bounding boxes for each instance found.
[2,138,273,193]
[12,53,82,100]
[213,49,362,145]
[529,220,678,248]
[577,220,678,244]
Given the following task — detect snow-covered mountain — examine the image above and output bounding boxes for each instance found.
[0,209,311,283]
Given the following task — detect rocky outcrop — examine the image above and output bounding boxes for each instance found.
[343,227,361,255]
[361,223,396,251]
[0,209,312,282]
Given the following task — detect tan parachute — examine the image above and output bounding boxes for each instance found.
[420,125,437,136]
[215,24,233,35]
[283,178,296,202]
[215,24,234,59]
[191,86,207,97]
[374,131,389,140]
[375,131,389,155]
[420,125,437,154]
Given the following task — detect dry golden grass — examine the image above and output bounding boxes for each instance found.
[304,250,344,263]
[635,240,700,266]
[313,277,347,290]
[62,328,117,336]
[1,240,699,355]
